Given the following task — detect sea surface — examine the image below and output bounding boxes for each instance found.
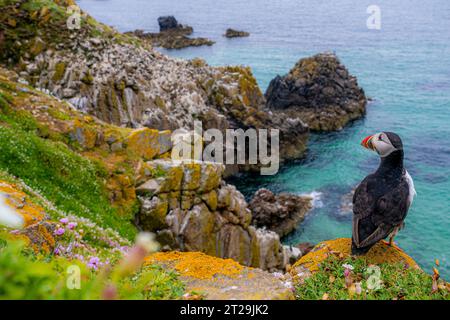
[77,0,450,278]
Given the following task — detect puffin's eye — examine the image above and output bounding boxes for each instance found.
[378,135,383,141]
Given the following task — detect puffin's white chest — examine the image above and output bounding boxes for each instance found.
[404,170,416,208]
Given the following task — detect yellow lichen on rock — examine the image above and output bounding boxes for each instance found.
[146,251,244,280]
[145,251,295,300]
[124,127,160,160]
[70,118,98,150]
[0,181,56,253]
[292,238,420,274]
[0,181,46,227]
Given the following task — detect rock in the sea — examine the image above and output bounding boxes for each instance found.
[146,251,295,299]
[265,52,367,131]
[132,30,214,49]
[157,16,180,32]
[224,28,250,38]
[128,16,213,49]
[249,188,312,237]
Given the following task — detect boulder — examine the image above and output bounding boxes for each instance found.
[249,188,312,237]
[265,52,367,131]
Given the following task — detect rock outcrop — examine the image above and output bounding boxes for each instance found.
[127,16,214,49]
[135,159,298,271]
[265,52,367,131]
[146,251,295,299]
[224,29,250,38]
[289,238,420,282]
[128,27,214,49]
[249,188,312,238]
[157,16,183,32]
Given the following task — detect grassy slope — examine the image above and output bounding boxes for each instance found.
[295,255,449,300]
[0,80,137,239]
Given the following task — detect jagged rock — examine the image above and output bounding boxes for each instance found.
[135,160,290,270]
[265,52,367,131]
[224,28,250,38]
[249,188,312,237]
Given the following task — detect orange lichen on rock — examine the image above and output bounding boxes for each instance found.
[145,251,245,280]
[124,128,160,161]
[0,181,46,227]
[293,238,420,273]
[18,221,57,254]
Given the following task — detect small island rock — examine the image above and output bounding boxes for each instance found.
[224,28,250,38]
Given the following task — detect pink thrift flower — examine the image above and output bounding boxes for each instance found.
[68,222,77,230]
[54,228,65,236]
[60,218,69,224]
[87,256,100,270]
[344,268,350,277]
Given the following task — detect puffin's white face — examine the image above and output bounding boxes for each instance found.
[361,132,398,157]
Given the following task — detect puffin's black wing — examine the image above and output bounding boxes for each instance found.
[372,178,410,226]
[351,175,409,254]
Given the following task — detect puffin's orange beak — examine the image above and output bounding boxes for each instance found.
[361,135,375,150]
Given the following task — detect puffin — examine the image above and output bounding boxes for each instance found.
[351,131,416,255]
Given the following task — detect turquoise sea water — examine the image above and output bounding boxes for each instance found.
[77,0,450,278]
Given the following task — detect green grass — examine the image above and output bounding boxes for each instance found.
[295,255,449,300]
[0,237,185,300]
[0,92,136,240]
[117,265,185,300]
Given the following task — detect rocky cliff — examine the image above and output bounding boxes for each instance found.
[0,0,308,165]
[0,65,297,271]
[135,159,299,271]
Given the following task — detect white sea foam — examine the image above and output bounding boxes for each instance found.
[301,191,323,208]
[0,194,24,229]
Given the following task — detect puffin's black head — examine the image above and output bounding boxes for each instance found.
[361,131,403,157]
